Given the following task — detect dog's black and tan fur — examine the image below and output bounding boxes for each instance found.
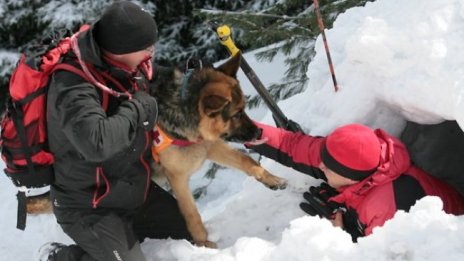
[150,54,287,248]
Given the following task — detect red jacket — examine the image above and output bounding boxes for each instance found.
[251,122,464,236]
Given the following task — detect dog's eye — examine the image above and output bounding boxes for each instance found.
[232,110,243,120]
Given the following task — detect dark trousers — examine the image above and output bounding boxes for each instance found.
[52,182,191,261]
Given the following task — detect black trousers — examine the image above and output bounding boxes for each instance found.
[51,182,191,261]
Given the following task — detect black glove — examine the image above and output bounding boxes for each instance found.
[342,208,366,242]
[299,182,346,219]
[132,91,158,130]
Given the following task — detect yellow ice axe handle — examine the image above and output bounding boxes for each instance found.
[216,25,240,56]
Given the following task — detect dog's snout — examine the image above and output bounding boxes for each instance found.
[253,128,262,140]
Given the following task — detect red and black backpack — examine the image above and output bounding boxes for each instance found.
[0,25,114,230]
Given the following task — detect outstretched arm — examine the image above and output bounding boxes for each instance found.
[247,122,326,179]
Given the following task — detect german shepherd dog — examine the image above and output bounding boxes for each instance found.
[149,54,287,248]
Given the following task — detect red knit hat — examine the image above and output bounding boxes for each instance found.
[320,124,381,181]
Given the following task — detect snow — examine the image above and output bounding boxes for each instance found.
[1,0,464,260]
[0,50,19,76]
[35,0,155,29]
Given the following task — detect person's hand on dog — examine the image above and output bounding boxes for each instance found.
[132,91,158,130]
[299,182,346,219]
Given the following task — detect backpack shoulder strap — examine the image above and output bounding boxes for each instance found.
[52,63,109,111]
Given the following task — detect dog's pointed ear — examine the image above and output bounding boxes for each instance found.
[217,53,241,78]
[203,95,229,116]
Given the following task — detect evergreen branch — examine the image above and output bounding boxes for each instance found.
[193,162,226,200]
[204,163,226,179]
[196,9,308,20]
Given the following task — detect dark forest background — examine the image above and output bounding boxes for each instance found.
[0,0,373,109]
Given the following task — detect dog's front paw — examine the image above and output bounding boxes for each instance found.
[195,240,217,249]
[267,177,288,190]
[270,182,287,190]
[258,174,287,190]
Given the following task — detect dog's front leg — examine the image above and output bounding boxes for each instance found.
[207,141,287,190]
[166,172,217,248]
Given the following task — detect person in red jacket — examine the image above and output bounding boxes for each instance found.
[248,122,464,241]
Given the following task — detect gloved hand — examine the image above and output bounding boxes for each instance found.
[342,207,365,242]
[299,182,346,219]
[132,91,158,130]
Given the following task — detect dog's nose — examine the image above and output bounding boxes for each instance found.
[254,128,263,140]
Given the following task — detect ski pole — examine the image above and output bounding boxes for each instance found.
[313,0,339,92]
[209,22,304,133]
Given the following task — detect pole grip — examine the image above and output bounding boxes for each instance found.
[216,25,240,56]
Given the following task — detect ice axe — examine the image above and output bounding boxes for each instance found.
[209,22,303,133]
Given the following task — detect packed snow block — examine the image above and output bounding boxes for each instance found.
[401,121,464,197]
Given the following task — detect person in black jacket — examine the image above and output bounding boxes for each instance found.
[40,2,191,260]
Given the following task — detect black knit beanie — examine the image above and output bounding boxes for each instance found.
[95,1,158,54]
